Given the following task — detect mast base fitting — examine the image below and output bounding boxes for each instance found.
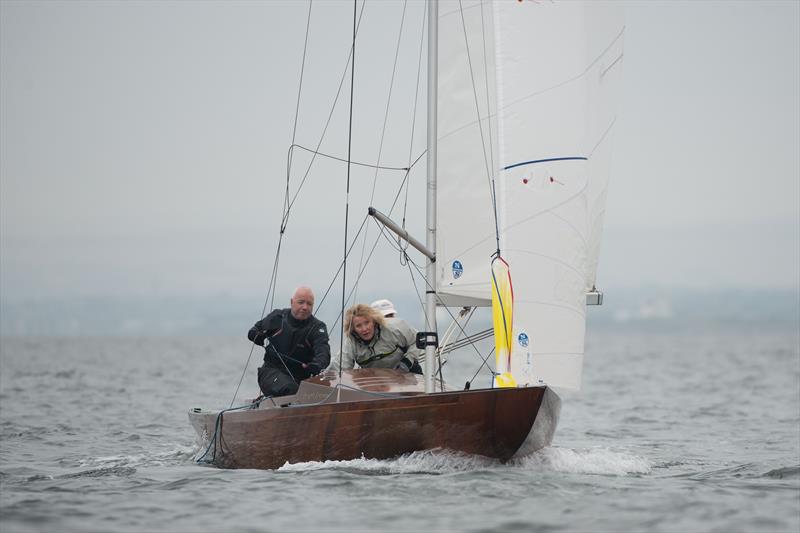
[416,332,439,349]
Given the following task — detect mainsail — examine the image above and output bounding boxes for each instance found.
[436,0,624,390]
[436,0,498,308]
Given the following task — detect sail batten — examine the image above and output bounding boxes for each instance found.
[504,156,588,171]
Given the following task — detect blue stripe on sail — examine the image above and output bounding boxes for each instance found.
[503,156,587,171]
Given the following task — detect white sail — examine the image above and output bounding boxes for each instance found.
[436,0,498,307]
[436,1,624,390]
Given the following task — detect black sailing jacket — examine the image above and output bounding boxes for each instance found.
[248,308,331,381]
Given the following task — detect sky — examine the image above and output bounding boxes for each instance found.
[1,0,798,319]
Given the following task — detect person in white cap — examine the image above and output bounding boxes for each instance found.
[371,299,436,372]
[369,299,425,367]
[371,299,425,371]
[370,299,397,318]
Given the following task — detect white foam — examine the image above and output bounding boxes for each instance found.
[516,446,652,476]
[79,443,197,469]
[277,448,499,474]
[278,447,652,476]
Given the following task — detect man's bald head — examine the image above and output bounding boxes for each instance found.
[290,286,315,320]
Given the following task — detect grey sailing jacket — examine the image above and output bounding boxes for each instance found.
[330,317,423,371]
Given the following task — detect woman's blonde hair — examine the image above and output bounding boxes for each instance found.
[344,303,385,337]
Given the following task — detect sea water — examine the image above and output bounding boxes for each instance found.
[1,324,798,532]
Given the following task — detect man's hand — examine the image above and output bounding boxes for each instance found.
[251,330,268,346]
[303,362,322,375]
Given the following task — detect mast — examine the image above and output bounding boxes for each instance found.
[424,0,438,394]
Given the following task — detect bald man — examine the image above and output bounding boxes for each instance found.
[248,286,331,397]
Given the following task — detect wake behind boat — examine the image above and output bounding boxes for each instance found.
[189,0,624,469]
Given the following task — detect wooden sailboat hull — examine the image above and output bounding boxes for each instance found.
[189,377,551,469]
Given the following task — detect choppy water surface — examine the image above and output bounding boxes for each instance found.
[1,324,798,532]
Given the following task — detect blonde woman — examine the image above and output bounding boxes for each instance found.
[330,303,423,373]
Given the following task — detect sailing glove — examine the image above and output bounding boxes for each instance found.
[251,330,268,346]
[304,362,322,375]
[395,357,414,373]
[249,315,284,347]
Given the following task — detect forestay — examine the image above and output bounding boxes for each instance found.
[435,0,624,390]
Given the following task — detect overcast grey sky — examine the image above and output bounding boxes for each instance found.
[1,0,798,311]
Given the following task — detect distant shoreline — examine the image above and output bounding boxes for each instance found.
[2,287,797,338]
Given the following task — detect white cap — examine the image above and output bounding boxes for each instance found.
[370,299,397,317]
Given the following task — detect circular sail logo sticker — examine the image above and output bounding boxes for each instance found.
[452,260,463,279]
[518,332,529,347]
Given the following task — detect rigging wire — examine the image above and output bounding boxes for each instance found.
[441,328,493,355]
[320,191,414,339]
[468,346,496,389]
[402,3,428,252]
[288,144,410,172]
[338,0,358,375]
[374,218,496,381]
[399,247,448,390]
[273,0,316,312]
[322,218,404,338]
[231,1,369,407]
[323,224,401,336]
[313,144,425,319]
[316,214,370,313]
[457,0,501,257]
[288,0,314,180]
[478,1,496,209]
[232,1,501,404]
[351,3,427,300]
[354,0,410,303]
[281,1,368,234]
[228,0,314,408]
[195,401,261,464]
[315,146,424,333]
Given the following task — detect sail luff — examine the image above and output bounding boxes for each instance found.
[424,0,438,394]
[491,0,507,256]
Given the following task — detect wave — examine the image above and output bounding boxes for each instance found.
[276,446,652,476]
[57,466,137,479]
[515,446,653,476]
[277,448,500,474]
[677,462,757,480]
[78,443,197,469]
[762,465,800,479]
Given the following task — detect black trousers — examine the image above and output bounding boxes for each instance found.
[257,366,300,397]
